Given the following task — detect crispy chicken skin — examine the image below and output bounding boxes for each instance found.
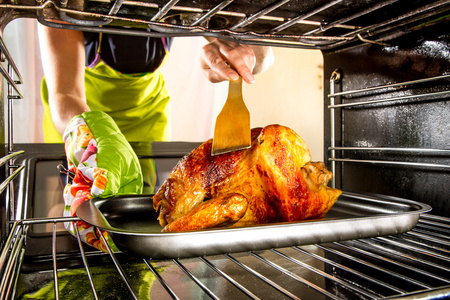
[153,124,341,232]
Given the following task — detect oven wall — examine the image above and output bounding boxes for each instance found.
[323,27,450,217]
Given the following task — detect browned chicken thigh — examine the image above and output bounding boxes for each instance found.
[153,124,341,232]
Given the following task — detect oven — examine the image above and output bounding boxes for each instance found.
[1,0,450,299]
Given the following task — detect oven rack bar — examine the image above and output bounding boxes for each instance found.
[328,89,450,109]
[0,37,23,93]
[0,34,27,242]
[320,239,450,286]
[228,0,291,31]
[302,0,398,36]
[5,0,449,49]
[190,0,234,27]
[0,65,22,100]
[267,0,344,35]
[329,146,450,172]
[328,72,450,188]
[2,213,449,299]
[323,0,450,50]
[31,0,359,49]
[330,147,450,153]
[267,248,379,299]
[328,73,450,108]
[0,221,27,300]
[223,253,301,300]
[329,158,450,171]
[0,165,24,201]
[0,150,26,250]
[52,223,60,300]
[291,245,410,295]
[328,74,450,98]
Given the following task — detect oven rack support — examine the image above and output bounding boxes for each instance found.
[1,213,449,299]
[0,34,26,247]
[328,72,450,189]
[2,0,450,49]
[0,33,29,300]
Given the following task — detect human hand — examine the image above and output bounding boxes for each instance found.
[201,38,256,84]
[63,111,143,252]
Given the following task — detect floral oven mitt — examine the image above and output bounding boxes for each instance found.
[62,111,143,252]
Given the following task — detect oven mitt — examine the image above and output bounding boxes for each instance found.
[62,111,143,252]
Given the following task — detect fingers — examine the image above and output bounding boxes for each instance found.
[201,38,256,84]
[201,51,238,83]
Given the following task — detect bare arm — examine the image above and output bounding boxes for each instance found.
[200,38,274,84]
[38,25,90,136]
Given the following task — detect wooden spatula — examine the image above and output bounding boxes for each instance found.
[211,77,251,156]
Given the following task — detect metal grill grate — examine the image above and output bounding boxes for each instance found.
[1,214,449,299]
[2,0,450,48]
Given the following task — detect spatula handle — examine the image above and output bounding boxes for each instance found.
[227,77,243,99]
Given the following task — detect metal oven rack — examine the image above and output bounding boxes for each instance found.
[2,213,450,299]
[1,0,450,49]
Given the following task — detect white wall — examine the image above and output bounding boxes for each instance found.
[245,46,324,161]
[3,19,45,144]
[160,37,214,142]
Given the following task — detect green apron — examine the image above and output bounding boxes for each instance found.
[41,36,171,192]
[41,56,171,143]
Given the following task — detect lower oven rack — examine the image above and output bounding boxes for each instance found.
[1,213,450,299]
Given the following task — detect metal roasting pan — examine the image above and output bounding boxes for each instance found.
[77,191,431,259]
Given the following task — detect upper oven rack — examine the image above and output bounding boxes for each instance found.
[2,0,450,49]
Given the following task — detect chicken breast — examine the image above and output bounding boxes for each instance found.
[153,124,341,232]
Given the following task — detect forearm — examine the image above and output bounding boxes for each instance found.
[48,93,90,136]
[38,25,89,136]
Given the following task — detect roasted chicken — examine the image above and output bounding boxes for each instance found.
[153,124,341,232]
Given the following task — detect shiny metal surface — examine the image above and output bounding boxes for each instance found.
[76,192,431,259]
[6,214,450,299]
[1,0,449,49]
[324,51,450,217]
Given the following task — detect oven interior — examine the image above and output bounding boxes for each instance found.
[1,0,450,299]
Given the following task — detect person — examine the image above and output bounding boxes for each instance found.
[38,27,273,143]
[38,25,274,251]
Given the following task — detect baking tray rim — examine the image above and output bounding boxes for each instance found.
[77,191,432,258]
[77,191,432,236]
